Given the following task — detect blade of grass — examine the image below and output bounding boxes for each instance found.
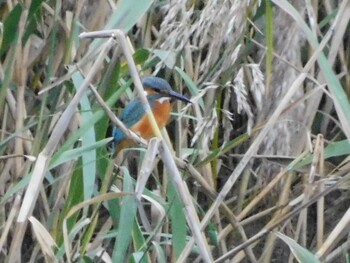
[272,0,350,140]
[275,232,321,263]
[17,38,114,222]
[50,138,112,169]
[57,159,84,246]
[160,141,213,262]
[0,14,20,118]
[168,180,187,259]
[289,139,350,170]
[62,192,130,261]
[132,221,150,263]
[180,16,336,259]
[87,0,153,51]
[29,216,57,260]
[175,67,204,110]
[0,4,22,58]
[265,0,273,95]
[112,167,137,262]
[71,71,97,206]
[58,79,131,153]
[151,241,166,263]
[105,0,153,32]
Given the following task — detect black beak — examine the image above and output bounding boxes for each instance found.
[167,90,192,103]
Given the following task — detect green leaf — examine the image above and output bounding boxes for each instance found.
[90,0,153,50]
[152,49,177,69]
[50,138,112,169]
[28,0,44,20]
[60,160,84,243]
[134,48,150,65]
[1,138,111,205]
[130,252,145,263]
[0,119,38,152]
[23,0,45,44]
[275,232,321,263]
[132,222,149,263]
[168,179,186,259]
[81,256,94,263]
[151,241,166,263]
[105,0,153,32]
[0,173,32,205]
[196,132,251,167]
[120,49,150,75]
[289,139,350,170]
[207,222,218,246]
[175,67,204,110]
[113,168,137,262]
[265,0,273,92]
[57,80,131,154]
[318,8,338,29]
[0,3,22,58]
[0,4,22,118]
[272,0,350,139]
[71,72,96,205]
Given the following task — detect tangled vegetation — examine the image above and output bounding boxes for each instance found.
[0,0,349,262]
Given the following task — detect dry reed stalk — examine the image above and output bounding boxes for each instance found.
[88,83,147,147]
[219,168,288,241]
[0,194,21,252]
[215,169,350,262]
[1,0,348,261]
[316,206,350,260]
[260,172,293,263]
[304,0,350,130]
[80,29,214,262]
[63,192,129,263]
[180,12,337,259]
[7,37,115,263]
[257,0,306,181]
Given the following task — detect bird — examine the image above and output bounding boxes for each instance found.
[113,76,191,152]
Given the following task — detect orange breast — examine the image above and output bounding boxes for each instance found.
[131,100,172,139]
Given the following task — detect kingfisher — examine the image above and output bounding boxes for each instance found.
[113,76,191,152]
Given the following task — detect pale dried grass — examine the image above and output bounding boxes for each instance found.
[1,0,349,262]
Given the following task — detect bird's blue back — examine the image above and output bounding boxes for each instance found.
[113,94,162,145]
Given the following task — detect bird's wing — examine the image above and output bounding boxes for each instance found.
[113,95,160,144]
[113,98,145,144]
[119,98,146,128]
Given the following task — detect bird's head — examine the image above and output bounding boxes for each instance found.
[142,76,192,104]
